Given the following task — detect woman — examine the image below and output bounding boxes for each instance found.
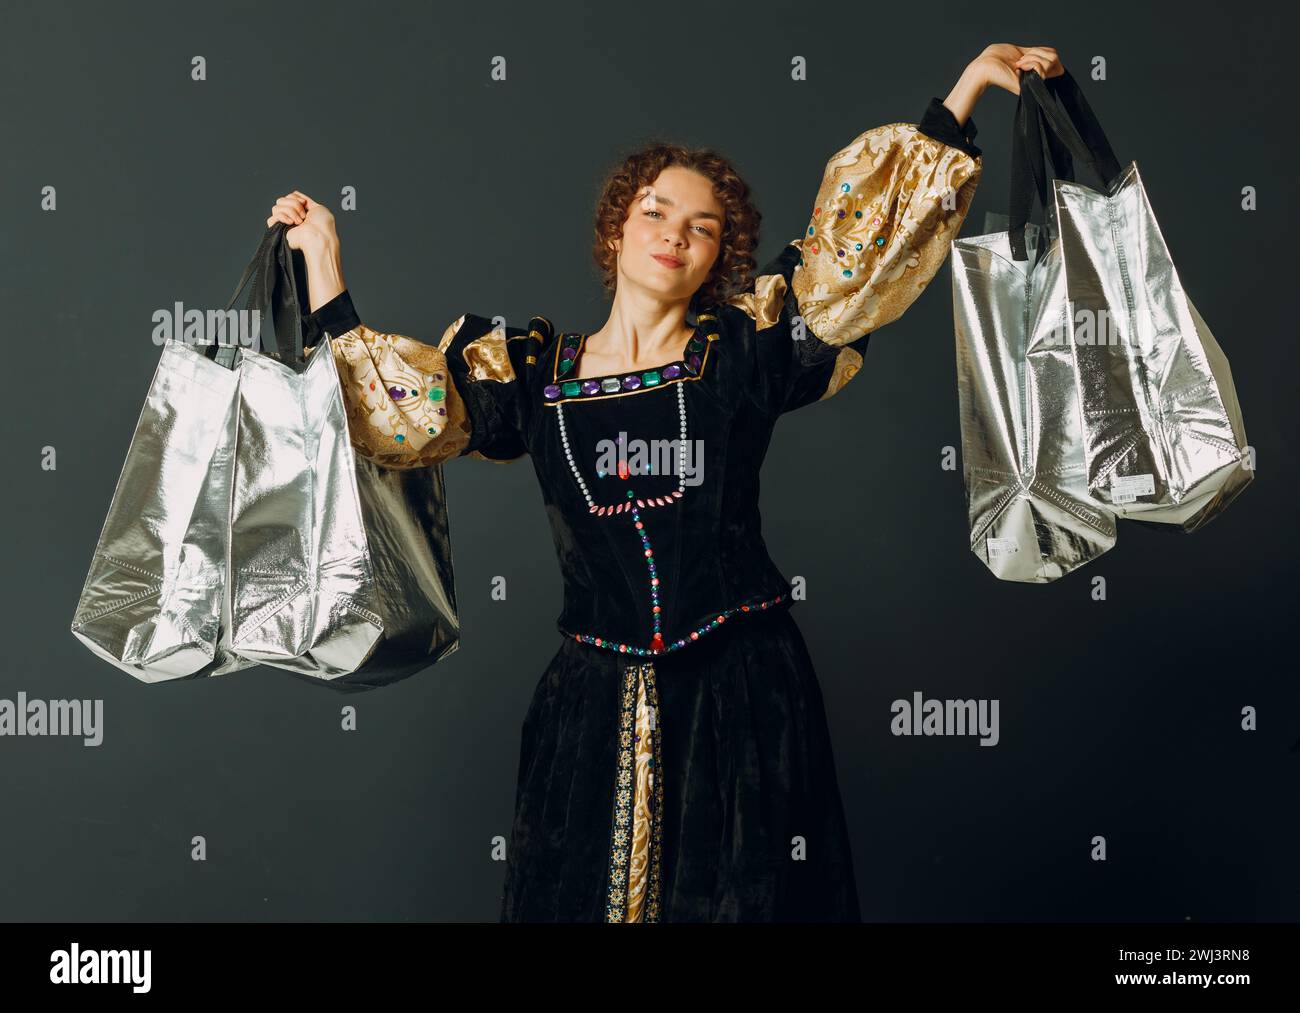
[270,43,1064,922]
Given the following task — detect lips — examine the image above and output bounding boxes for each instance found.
[652,254,684,268]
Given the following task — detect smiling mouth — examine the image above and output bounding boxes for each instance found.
[652,255,684,268]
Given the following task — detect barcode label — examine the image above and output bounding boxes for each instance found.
[1111,473,1155,505]
[987,536,1019,559]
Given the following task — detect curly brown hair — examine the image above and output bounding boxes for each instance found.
[591,140,762,313]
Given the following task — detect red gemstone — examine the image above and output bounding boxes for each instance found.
[618,460,629,480]
[650,632,665,652]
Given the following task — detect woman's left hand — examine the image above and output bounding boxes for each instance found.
[972,44,1065,95]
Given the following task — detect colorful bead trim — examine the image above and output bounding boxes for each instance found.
[544,314,720,403]
[605,661,664,923]
[588,490,683,516]
[571,592,789,657]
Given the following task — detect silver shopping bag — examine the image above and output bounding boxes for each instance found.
[69,229,280,680]
[226,225,460,691]
[953,213,1117,582]
[1012,69,1252,532]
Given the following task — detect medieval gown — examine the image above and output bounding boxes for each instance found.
[300,98,983,922]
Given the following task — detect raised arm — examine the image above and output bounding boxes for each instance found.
[727,44,1065,416]
[267,193,547,469]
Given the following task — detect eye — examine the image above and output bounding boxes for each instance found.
[643,209,715,238]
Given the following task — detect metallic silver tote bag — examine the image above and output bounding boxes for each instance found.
[226,225,460,691]
[69,229,280,680]
[1011,69,1252,533]
[955,70,1252,583]
[953,213,1117,582]
[1053,174,1253,531]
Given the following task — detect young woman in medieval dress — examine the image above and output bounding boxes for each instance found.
[267,43,1063,922]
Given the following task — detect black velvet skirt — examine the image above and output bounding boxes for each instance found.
[498,603,861,922]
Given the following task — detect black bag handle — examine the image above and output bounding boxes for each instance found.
[1009,68,1123,261]
[205,222,305,368]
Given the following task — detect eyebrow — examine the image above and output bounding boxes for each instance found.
[640,192,724,224]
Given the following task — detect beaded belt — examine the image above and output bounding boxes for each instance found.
[570,591,789,657]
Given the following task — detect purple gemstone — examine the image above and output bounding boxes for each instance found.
[561,346,577,359]
[688,354,701,370]
[543,384,562,399]
[622,374,642,390]
[662,364,681,379]
[436,407,446,415]
[388,386,406,400]
[581,379,600,394]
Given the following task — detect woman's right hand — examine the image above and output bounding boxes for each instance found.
[266,190,340,254]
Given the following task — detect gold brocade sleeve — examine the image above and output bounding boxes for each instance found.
[306,320,472,470]
[306,309,552,468]
[726,117,981,415]
[791,120,982,346]
[305,309,553,468]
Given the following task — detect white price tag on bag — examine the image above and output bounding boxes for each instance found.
[1111,473,1155,505]
[987,536,1020,560]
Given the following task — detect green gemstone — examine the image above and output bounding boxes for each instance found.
[428,388,444,401]
[562,380,581,397]
[558,358,572,373]
[643,370,661,386]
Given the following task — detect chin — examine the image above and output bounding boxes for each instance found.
[631,275,686,300]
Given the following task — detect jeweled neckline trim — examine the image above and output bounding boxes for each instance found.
[543,313,720,404]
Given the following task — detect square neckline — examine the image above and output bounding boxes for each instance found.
[542,312,721,404]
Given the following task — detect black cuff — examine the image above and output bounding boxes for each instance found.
[302,289,362,345]
[918,97,982,159]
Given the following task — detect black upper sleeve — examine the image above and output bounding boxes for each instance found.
[917,97,982,159]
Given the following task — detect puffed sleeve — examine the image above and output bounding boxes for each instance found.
[727,98,983,416]
[301,289,553,469]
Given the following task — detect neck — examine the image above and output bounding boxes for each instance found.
[590,287,695,362]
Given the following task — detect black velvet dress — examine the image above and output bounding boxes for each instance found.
[302,98,983,921]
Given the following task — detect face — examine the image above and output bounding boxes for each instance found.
[610,166,724,305]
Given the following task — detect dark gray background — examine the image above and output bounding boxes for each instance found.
[2,0,1295,921]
